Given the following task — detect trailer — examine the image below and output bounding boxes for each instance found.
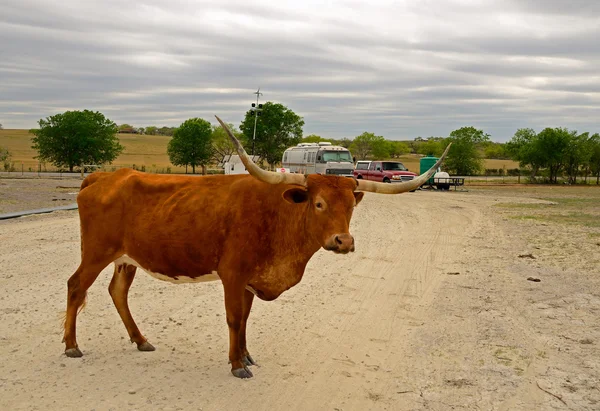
[419,155,465,190]
[282,142,354,177]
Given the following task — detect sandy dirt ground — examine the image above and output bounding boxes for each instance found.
[1,188,599,410]
[0,178,81,214]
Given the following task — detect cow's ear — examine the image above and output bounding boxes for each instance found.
[353,191,364,206]
[283,187,309,204]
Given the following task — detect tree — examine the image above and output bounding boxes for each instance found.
[417,138,444,157]
[0,146,11,171]
[563,131,592,184]
[240,102,304,168]
[158,126,176,136]
[445,126,490,175]
[535,127,571,183]
[30,110,123,172]
[337,138,352,149]
[167,118,213,174]
[349,132,375,160]
[0,123,3,130]
[211,122,246,163]
[388,141,410,158]
[590,133,600,185]
[145,126,158,135]
[483,142,507,159]
[118,124,133,132]
[348,132,390,160]
[302,134,334,144]
[506,128,543,179]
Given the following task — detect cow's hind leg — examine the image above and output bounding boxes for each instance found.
[109,263,155,352]
[63,259,109,357]
[239,289,256,366]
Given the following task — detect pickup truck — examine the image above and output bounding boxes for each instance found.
[353,160,417,183]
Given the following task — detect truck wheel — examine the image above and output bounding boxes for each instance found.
[383,178,390,183]
[356,175,363,179]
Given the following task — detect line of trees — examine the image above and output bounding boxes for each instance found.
[24,107,600,183]
[117,124,176,136]
[506,128,600,184]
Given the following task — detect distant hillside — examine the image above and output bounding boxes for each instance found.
[0,129,519,174]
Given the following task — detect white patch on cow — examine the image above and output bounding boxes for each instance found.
[114,254,220,284]
[245,285,258,296]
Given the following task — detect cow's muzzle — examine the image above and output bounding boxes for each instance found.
[324,233,355,254]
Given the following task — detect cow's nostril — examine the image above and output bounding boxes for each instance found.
[335,235,343,245]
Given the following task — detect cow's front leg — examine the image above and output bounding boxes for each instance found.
[240,289,256,367]
[223,282,253,378]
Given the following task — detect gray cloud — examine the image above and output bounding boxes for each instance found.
[1,0,599,141]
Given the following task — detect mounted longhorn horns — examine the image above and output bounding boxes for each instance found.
[215,115,451,193]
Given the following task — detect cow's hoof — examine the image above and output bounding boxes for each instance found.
[243,354,257,366]
[65,347,83,358]
[232,367,253,379]
[137,341,156,352]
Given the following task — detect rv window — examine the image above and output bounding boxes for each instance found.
[321,150,352,162]
[304,152,306,160]
[283,153,287,162]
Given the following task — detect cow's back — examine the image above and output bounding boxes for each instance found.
[76,169,251,277]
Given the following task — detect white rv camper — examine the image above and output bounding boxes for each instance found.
[281,142,354,177]
[221,154,259,175]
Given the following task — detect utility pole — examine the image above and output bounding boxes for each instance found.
[251,88,263,156]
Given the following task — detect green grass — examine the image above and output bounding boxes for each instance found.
[485,185,600,231]
[495,203,556,209]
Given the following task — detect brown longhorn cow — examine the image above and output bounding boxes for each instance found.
[62,115,450,378]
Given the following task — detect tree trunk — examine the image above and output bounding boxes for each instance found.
[69,165,74,173]
[530,166,538,180]
[192,164,195,174]
[185,165,188,174]
[201,165,206,175]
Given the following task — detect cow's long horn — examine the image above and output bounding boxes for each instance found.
[356,143,452,194]
[215,115,307,186]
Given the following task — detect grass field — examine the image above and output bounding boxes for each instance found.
[488,185,600,230]
[0,129,520,174]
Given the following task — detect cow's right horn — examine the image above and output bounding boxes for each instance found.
[215,116,307,186]
[356,143,452,194]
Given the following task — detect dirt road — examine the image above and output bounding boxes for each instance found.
[1,190,598,410]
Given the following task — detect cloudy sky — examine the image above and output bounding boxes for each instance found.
[1,0,599,141]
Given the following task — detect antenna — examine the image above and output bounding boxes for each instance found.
[251,87,263,155]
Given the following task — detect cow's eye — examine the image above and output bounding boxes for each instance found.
[316,202,323,209]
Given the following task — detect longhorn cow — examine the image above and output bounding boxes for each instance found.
[62,116,450,378]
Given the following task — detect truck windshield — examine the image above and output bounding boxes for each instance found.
[321,151,352,162]
[382,162,407,171]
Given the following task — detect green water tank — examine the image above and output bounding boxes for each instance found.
[420,156,438,184]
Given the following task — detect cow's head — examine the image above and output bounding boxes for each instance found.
[214,116,450,255]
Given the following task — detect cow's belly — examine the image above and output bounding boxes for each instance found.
[114,254,221,284]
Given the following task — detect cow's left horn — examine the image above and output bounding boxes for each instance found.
[215,116,307,186]
[356,143,452,194]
